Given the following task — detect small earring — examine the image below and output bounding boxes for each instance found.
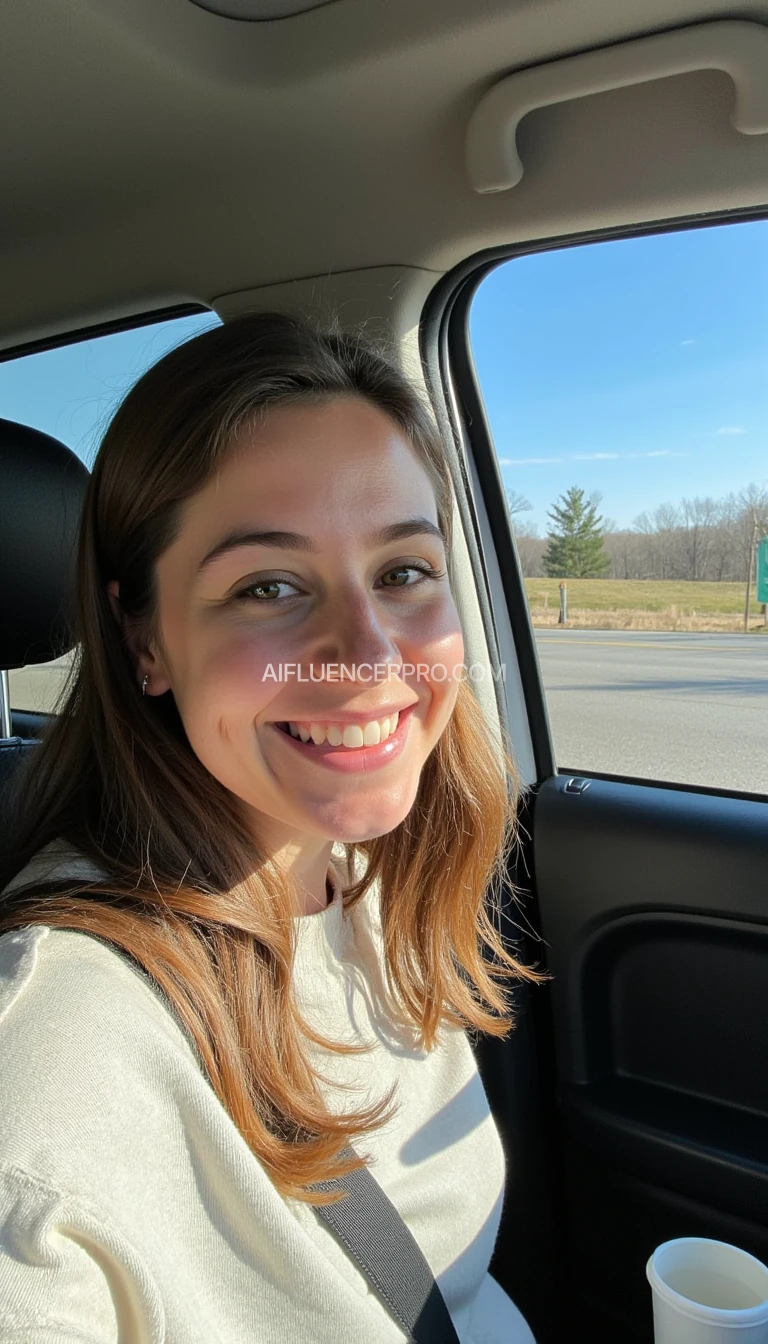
[141,675,149,696]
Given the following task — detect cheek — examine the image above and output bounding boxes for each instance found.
[402,596,465,676]
[183,631,282,723]
[432,628,465,717]
[411,625,465,740]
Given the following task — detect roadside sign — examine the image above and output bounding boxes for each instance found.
[758,538,768,605]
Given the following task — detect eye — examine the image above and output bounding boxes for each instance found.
[378,562,446,588]
[234,577,302,602]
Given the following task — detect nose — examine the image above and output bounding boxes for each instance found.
[313,585,402,677]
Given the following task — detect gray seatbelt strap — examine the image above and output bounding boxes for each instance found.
[309,1147,461,1343]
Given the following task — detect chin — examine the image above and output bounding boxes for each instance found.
[332,820,405,844]
[308,790,418,844]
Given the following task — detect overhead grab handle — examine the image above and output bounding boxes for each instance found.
[466,20,768,193]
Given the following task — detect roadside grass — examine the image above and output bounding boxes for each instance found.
[524,579,768,632]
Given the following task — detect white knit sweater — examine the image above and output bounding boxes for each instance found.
[0,842,535,1344]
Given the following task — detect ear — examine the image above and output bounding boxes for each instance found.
[106,579,122,627]
[105,579,172,698]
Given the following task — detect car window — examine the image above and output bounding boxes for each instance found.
[3,310,220,714]
[469,220,768,796]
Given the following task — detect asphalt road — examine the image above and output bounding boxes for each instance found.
[534,630,768,796]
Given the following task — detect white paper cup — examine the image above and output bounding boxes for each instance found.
[647,1238,768,1343]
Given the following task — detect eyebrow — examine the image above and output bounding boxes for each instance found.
[196,517,446,573]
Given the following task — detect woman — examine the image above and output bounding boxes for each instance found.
[0,313,540,1342]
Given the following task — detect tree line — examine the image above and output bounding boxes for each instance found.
[508,483,768,581]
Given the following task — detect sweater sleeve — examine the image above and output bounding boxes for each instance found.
[0,1163,164,1344]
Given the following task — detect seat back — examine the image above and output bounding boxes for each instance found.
[0,417,90,855]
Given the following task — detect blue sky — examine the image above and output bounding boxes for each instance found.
[470,219,768,531]
[1,219,765,536]
[0,312,219,466]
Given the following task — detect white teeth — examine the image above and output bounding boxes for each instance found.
[282,711,403,749]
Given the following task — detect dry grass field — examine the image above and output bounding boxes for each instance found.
[524,579,768,632]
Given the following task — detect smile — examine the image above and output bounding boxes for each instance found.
[269,704,417,773]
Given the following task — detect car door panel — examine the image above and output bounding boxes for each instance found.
[532,774,768,1339]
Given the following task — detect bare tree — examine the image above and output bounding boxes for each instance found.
[585,482,768,583]
[678,496,719,581]
[506,489,533,518]
[733,484,768,584]
[708,495,737,581]
[511,519,545,577]
[603,529,644,579]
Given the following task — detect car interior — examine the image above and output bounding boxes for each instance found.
[2,2,767,1340]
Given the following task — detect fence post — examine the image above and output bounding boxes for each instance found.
[744,519,758,634]
[559,581,567,625]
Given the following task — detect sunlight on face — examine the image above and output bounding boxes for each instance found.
[146,396,464,852]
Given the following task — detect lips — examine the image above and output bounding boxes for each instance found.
[268,702,417,774]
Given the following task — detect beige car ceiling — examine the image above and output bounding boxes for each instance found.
[2,0,768,348]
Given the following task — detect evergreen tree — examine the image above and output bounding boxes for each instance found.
[543,486,611,578]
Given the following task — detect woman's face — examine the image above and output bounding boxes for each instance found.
[141,396,464,850]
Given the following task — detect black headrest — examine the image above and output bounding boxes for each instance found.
[0,418,90,670]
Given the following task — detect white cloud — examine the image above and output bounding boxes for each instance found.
[715,426,746,436]
[681,339,695,346]
[499,449,686,466]
[498,456,565,465]
[574,452,620,461]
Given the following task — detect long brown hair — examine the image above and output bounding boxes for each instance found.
[0,312,542,1201]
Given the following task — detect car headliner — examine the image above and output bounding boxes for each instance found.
[2,0,768,348]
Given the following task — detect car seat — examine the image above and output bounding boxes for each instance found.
[0,417,89,855]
